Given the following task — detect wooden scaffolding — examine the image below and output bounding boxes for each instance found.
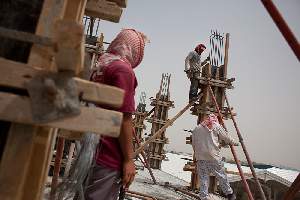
[146,73,174,169]
[183,31,235,191]
[0,1,127,200]
[133,92,147,151]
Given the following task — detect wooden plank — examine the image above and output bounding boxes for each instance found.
[0,92,122,137]
[0,124,36,200]
[0,27,53,46]
[223,33,230,80]
[107,0,127,8]
[22,128,57,200]
[28,0,67,69]
[85,0,123,23]
[58,129,84,140]
[75,77,124,108]
[63,0,87,22]
[0,58,124,108]
[53,20,85,74]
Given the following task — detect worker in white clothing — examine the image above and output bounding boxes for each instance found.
[192,113,238,200]
[184,44,206,102]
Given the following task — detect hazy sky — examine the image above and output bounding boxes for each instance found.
[98,0,300,170]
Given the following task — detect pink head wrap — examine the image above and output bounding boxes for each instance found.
[95,29,147,71]
[201,113,219,130]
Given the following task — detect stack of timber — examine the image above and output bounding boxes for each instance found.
[0,0,127,200]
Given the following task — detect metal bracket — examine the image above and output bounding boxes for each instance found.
[26,72,80,123]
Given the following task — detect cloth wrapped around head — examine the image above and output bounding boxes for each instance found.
[201,113,219,130]
[94,29,148,72]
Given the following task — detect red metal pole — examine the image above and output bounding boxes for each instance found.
[208,85,254,200]
[50,137,65,198]
[261,0,300,61]
[225,93,266,200]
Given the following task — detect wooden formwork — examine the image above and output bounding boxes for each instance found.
[184,33,235,191]
[0,1,127,200]
[133,92,147,151]
[146,74,174,169]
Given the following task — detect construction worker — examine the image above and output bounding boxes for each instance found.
[192,113,237,200]
[86,29,148,200]
[184,43,206,102]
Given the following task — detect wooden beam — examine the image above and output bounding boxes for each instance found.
[53,20,85,74]
[63,0,87,22]
[0,58,124,108]
[58,129,84,140]
[223,33,230,80]
[22,128,57,200]
[0,124,36,200]
[107,0,127,8]
[28,0,67,69]
[85,0,123,23]
[0,92,122,137]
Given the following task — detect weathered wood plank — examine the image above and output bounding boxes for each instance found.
[53,20,85,74]
[28,0,67,69]
[22,128,57,200]
[107,0,127,8]
[0,92,122,137]
[0,57,124,108]
[58,129,84,140]
[0,124,36,200]
[85,0,123,23]
[63,0,87,22]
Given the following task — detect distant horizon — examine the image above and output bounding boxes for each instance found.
[165,150,300,172]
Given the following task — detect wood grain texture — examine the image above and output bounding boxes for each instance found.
[0,57,124,108]
[0,92,122,137]
[85,0,122,23]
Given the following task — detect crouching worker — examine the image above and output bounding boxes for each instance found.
[192,114,238,200]
[86,29,148,200]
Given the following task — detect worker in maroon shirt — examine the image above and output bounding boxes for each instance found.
[86,29,148,200]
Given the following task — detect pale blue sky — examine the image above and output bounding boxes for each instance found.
[98,0,300,170]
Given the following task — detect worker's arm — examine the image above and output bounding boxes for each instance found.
[215,124,237,146]
[118,113,136,188]
[184,52,192,72]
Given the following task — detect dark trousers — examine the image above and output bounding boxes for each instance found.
[189,78,199,100]
[84,164,122,200]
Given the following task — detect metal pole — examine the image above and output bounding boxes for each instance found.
[261,0,300,61]
[225,93,267,200]
[208,85,254,200]
[50,137,65,198]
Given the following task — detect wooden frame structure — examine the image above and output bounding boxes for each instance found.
[184,32,234,191]
[146,74,174,169]
[0,1,127,200]
[133,92,147,150]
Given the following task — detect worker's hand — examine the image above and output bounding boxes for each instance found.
[232,142,239,146]
[122,159,136,189]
